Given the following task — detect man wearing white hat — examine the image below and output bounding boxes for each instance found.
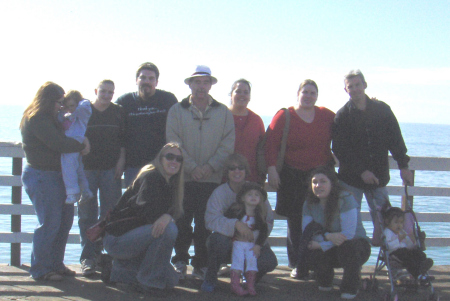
[166,65,235,280]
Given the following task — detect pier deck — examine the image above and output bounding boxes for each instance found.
[0,264,448,300]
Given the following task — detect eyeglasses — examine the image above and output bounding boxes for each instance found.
[228,165,245,171]
[163,153,183,163]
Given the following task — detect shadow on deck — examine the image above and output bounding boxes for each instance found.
[0,264,448,300]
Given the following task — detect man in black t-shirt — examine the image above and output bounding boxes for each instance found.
[116,62,178,186]
[79,79,126,276]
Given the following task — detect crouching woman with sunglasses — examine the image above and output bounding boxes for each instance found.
[103,142,184,294]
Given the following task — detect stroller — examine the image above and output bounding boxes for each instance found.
[363,186,439,301]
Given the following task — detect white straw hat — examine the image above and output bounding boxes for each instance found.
[184,65,218,85]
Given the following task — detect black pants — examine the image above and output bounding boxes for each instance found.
[391,247,427,278]
[309,238,371,294]
[171,182,218,269]
[276,164,310,267]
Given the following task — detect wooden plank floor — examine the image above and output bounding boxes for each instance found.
[0,264,448,300]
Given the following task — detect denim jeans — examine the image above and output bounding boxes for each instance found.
[203,233,278,285]
[78,168,122,262]
[124,167,141,188]
[310,238,371,294]
[22,165,74,279]
[172,182,218,268]
[339,181,389,225]
[61,152,90,195]
[103,222,179,289]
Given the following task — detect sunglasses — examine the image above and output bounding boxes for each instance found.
[228,165,245,171]
[163,153,183,163]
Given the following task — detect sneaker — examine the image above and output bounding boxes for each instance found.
[319,286,333,292]
[192,267,207,280]
[65,194,78,204]
[79,189,94,203]
[419,258,434,275]
[200,280,215,293]
[217,264,230,276]
[81,259,96,276]
[290,268,297,278]
[173,261,187,280]
[341,292,357,299]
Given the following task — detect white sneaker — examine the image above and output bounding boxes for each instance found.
[173,261,187,280]
[217,264,230,276]
[65,194,78,204]
[319,286,333,292]
[79,189,94,203]
[290,268,297,278]
[81,259,96,276]
[341,292,357,299]
[192,267,207,280]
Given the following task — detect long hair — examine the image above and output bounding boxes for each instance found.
[235,181,268,224]
[20,82,65,130]
[306,166,342,231]
[132,142,184,219]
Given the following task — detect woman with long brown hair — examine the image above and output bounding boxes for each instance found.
[301,166,370,300]
[21,82,89,281]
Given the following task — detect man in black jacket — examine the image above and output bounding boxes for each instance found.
[332,69,413,227]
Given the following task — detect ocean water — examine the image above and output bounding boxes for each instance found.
[1,105,449,267]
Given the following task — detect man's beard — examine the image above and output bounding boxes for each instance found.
[140,85,153,100]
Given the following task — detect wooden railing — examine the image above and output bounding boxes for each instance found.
[1,141,450,266]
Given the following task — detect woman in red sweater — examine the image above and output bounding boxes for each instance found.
[228,79,266,184]
[265,79,335,276]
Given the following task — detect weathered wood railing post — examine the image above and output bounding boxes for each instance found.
[11,157,22,266]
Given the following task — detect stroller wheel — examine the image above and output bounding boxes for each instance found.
[362,276,379,292]
[383,291,398,301]
[362,278,370,291]
[428,292,440,301]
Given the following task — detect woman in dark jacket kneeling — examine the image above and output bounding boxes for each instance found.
[103,142,184,293]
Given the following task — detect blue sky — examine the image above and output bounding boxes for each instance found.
[1,0,449,124]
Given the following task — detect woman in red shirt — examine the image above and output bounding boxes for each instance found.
[229,79,266,184]
[265,79,335,276]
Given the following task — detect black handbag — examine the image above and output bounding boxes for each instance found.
[104,206,146,237]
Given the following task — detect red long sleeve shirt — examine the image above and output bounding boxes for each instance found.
[265,106,335,171]
[233,109,265,182]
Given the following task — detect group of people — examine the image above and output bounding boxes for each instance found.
[21,62,430,300]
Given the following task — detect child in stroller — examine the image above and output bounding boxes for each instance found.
[382,207,433,281]
[365,188,439,300]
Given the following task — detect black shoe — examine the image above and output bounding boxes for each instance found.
[419,258,433,275]
[100,254,113,284]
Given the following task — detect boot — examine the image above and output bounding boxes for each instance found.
[245,270,257,296]
[230,270,248,296]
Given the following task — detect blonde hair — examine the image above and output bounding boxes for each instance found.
[131,142,184,219]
